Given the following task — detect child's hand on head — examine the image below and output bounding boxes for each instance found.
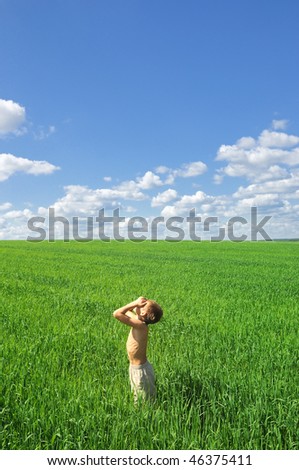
[136,296,147,307]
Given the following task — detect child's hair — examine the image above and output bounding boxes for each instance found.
[144,300,163,325]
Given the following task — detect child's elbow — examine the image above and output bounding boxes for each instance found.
[112,310,118,318]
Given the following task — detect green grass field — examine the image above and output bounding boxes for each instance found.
[1,240,298,450]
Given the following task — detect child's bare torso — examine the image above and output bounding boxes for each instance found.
[126,312,148,365]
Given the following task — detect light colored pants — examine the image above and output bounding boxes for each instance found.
[129,361,156,402]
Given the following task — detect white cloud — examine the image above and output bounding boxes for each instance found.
[113,170,164,197]
[2,141,299,240]
[156,160,207,184]
[160,190,216,218]
[272,119,288,130]
[233,171,299,198]
[32,163,208,223]
[151,189,178,207]
[35,169,173,220]
[33,125,56,141]
[0,98,58,141]
[155,165,170,174]
[259,130,299,148]
[177,190,210,206]
[176,161,207,177]
[0,99,26,137]
[0,202,12,211]
[160,205,179,218]
[43,183,147,217]
[216,144,299,166]
[213,173,224,185]
[0,153,60,181]
[216,162,291,182]
[215,123,299,185]
[0,207,34,240]
[236,136,256,149]
[136,171,163,189]
[252,165,289,183]
[3,209,33,220]
[216,144,247,163]
[236,193,280,208]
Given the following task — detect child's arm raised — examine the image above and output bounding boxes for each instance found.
[112,297,147,328]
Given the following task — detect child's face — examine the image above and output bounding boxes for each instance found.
[136,303,149,321]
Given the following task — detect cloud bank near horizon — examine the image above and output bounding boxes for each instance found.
[1,105,299,239]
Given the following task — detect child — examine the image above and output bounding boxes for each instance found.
[113,296,163,402]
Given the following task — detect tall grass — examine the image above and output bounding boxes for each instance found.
[1,240,298,449]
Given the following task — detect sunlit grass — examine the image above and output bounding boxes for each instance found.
[1,240,298,449]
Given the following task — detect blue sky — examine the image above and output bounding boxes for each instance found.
[1,0,299,239]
